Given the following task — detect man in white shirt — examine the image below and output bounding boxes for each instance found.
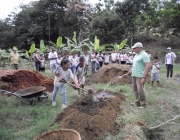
[165,47,176,78]
[111,50,117,63]
[48,47,58,73]
[97,51,104,67]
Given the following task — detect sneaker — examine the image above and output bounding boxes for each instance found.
[52,101,56,107]
[138,105,147,109]
[61,104,67,109]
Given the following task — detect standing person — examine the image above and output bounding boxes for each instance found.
[104,51,110,65]
[150,56,161,88]
[123,42,151,108]
[56,53,63,66]
[165,47,176,79]
[126,53,133,65]
[97,51,104,67]
[70,52,78,75]
[75,56,88,97]
[83,51,89,65]
[120,50,127,65]
[116,51,120,64]
[48,47,58,73]
[8,47,21,70]
[34,50,42,71]
[90,49,99,73]
[39,54,46,72]
[52,59,79,108]
[111,50,117,63]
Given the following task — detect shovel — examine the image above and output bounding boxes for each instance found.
[60,79,88,93]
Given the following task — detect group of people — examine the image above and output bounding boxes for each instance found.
[8,43,177,110]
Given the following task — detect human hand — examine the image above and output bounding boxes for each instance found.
[141,78,146,85]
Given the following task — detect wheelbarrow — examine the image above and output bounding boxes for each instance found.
[0,86,48,105]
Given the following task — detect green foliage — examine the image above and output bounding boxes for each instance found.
[49,36,65,51]
[90,12,125,44]
[29,43,36,53]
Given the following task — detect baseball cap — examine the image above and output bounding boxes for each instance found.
[131,42,143,49]
[167,47,171,50]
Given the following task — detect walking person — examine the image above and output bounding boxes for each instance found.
[52,59,79,109]
[165,47,176,79]
[150,56,161,88]
[48,47,58,73]
[123,42,151,108]
[8,47,21,70]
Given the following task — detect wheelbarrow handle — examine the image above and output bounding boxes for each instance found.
[0,89,13,95]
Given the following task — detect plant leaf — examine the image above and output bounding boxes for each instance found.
[29,43,36,53]
[119,39,128,50]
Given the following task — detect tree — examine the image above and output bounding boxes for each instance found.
[89,12,125,44]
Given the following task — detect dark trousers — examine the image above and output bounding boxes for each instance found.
[121,61,126,65]
[98,61,103,67]
[166,64,173,78]
[104,63,109,65]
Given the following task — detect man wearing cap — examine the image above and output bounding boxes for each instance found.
[123,42,151,108]
[165,47,176,79]
[48,47,58,73]
[8,48,21,70]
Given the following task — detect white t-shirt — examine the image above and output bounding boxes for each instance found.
[151,63,161,73]
[104,54,110,63]
[70,57,77,66]
[54,67,74,87]
[111,53,117,61]
[116,53,120,60]
[83,55,89,64]
[120,54,127,61]
[165,53,174,64]
[126,55,133,64]
[48,51,58,65]
[91,53,97,61]
[97,53,104,62]
[57,57,63,65]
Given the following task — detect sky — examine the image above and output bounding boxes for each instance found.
[0,0,121,20]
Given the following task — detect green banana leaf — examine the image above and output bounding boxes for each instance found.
[113,43,119,51]
[72,31,77,45]
[40,40,48,52]
[56,36,63,48]
[29,43,36,53]
[119,39,128,50]
[26,51,30,58]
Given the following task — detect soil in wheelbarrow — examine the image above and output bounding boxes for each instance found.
[0,70,53,92]
[54,90,126,140]
[90,64,132,84]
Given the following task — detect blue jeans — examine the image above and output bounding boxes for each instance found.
[35,62,40,71]
[91,61,100,73]
[71,65,76,75]
[50,63,57,73]
[52,85,67,105]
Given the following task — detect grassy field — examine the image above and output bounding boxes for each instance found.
[0,63,180,140]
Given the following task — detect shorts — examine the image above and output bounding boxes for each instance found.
[11,64,19,70]
[151,73,160,81]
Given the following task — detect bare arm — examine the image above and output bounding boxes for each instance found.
[141,62,151,84]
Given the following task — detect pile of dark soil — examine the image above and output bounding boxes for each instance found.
[90,64,132,84]
[0,70,53,92]
[54,90,125,140]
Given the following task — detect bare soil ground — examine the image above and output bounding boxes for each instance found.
[53,90,125,140]
[90,64,132,84]
[0,70,53,92]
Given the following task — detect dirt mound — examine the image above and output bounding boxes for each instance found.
[54,90,125,140]
[0,70,53,92]
[90,64,132,84]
